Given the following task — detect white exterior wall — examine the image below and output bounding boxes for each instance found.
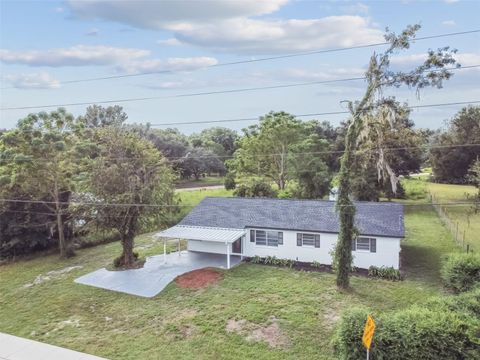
[187,229,401,269]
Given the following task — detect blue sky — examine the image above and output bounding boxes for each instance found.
[1,0,479,133]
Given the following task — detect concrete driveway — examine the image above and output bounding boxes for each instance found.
[75,251,241,298]
[0,332,106,360]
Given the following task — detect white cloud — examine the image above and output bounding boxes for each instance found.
[172,16,383,54]
[444,0,459,3]
[4,72,60,89]
[67,0,287,28]
[442,20,456,26]
[157,38,183,46]
[53,7,64,13]
[67,1,382,55]
[0,45,150,67]
[117,57,219,74]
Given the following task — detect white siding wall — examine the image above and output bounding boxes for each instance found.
[186,229,401,269]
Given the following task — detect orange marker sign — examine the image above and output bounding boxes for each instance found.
[362,314,376,350]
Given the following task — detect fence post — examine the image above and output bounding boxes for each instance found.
[467,244,470,254]
[463,230,466,250]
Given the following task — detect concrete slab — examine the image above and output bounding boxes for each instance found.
[0,332,106,360]
[75,251,242,298]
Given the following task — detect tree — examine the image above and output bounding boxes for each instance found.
[430,106,480,183]
[80,104,128,128]
[0,108,86,257]
[190,127,238,157]
[232,112,303,190]
[467,158,480,214]
[88,127,175,268]
[334,24,458,289]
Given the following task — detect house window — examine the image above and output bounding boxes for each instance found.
[250,230,283,247]
[352,237,376,253]
[297,233,320,248]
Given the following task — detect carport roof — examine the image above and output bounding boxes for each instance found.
[155,225,245,243]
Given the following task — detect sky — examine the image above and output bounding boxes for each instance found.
[0,0,479,133]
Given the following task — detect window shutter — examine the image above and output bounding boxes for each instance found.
[370,238,376,253]
[297,233,302,246]
[278,232,283,245]
[352,239,356,251]
[314,234,320,248]
[250,230,255,243]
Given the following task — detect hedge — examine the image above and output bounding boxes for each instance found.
[441,253,480,293]
[333,291,480,360]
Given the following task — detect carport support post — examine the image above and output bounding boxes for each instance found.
[226,242,230,269]
[163,238,166,263]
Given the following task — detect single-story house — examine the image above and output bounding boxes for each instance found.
[155,197,404,270]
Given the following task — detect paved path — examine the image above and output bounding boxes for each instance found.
[75,251,242,298]
[0,332,107,360]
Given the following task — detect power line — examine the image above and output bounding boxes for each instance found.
[1,29,479,90]
[7,142,480,164]
[2,65,478,111]
[0,198,477,209]
[148,99,480,127]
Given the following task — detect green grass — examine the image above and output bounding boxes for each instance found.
[428,182,479,252]
[176,176,225,189]
[0,204,457,359]
[175,188,233,219]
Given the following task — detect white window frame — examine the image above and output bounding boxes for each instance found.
[250,229,283,247]
[353,237,377,253]
[297,233,320,248]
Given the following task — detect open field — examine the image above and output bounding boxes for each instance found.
[428,182,479,252]
[175,176,225,189]
[0,204,458,359]
[175,188,233,219]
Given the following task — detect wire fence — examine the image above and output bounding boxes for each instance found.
[429,192,474,253]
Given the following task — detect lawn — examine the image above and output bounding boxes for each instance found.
[175,176,225,189]
[0,203,458,359]
[427,182,479,251]
[175,187,233,219]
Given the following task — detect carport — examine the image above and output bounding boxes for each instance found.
[154,225,246,269]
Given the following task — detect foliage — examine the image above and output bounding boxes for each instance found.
[224,172,236,190]
[79,104,128,128]
[230,112,332,195]
[87,127,175,268]
[430,106,480,183]
[334,24,457,288]
[368,266,403,281]
[312,260,322,268]
[189,127,238,157]
[0,108,88,258]
[248,255,296,268]
[333,299,480,360]
[233,179,277,198]
[401,177,428,200]
[467,159,480,214]
[441,253,480,293]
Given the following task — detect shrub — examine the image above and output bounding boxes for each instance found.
[233,179,277,198]
[333,302,480,360]
[312,260,322,268]
[441,253,480,293]
[426,287,480,318]
[224,172,236,190]
[368,266,403,281]
[250,255,262,264]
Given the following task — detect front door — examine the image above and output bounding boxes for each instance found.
[232,237,242,254]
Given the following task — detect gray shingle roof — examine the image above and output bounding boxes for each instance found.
[179,197,405,238]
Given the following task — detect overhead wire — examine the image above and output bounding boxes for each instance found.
[1,29,478,89]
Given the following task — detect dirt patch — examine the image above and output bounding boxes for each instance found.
[226,316,290,349]
[23,266,83,288]
[175,268,223,289]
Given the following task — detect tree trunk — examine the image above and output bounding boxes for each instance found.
[120,232,135,267]
[334,83,375,289]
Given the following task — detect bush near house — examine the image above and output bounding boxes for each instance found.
[333,289,480,360]
[441,253,480,293]
[368,266,403,281]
